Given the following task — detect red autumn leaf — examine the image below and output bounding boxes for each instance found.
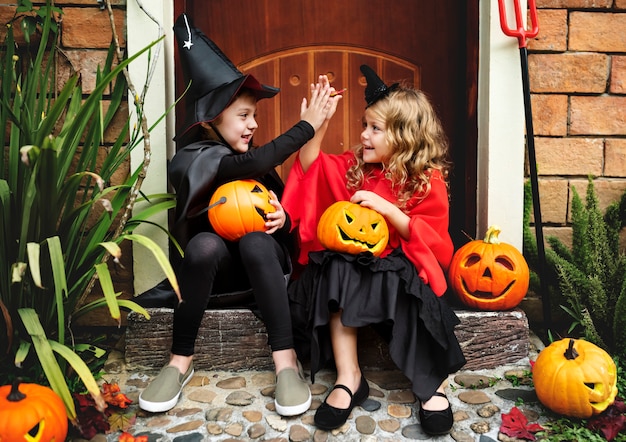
[500,406,544,441]
[587,398,626,441]
[74,405,110,439]
[73,382,136,439]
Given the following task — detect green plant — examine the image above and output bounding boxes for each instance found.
[523,178,626,359]
[0,0,179,424]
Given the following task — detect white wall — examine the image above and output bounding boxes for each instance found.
[127,0,175,294]
[476,0,526,248]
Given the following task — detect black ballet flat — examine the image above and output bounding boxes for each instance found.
[314,376,370,430]
[419,391,453,436]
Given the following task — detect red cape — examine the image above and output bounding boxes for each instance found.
[283,150,453,296]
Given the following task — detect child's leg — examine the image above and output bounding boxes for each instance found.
[420,381,449,411]
[325,310,362,409]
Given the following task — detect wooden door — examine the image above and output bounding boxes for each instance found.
[174,0,478,247]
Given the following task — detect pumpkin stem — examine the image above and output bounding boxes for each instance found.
[484,225,502,244]
[7,378,26,402]
[564,339,579,360]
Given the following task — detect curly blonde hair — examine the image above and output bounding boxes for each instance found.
[346,86,451,209]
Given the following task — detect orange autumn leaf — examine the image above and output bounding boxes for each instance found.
[118,432,148,442]
[101,382,132,409]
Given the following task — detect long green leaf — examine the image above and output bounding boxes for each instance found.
[49,340,105,411]
[94,262,121,325]
[45,236,67,342]
[118,234,181,302]
[15,340,31,368]
[18,308,77,421]
[26,242,43,288]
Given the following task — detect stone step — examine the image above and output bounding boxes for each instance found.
[125,308,529,372]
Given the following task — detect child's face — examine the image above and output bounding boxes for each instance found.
[214,93,258,153]
[360,109,391,164]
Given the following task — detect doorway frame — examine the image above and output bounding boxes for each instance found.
[127,0,527,293]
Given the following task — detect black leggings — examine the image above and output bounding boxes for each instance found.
[171,231,294,356]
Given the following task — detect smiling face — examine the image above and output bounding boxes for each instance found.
[213,91,258,153]
[317,201,389,257]
[448,227,530,311]
[360,108,392,164]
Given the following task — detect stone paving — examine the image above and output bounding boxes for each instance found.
[77,333,547,442]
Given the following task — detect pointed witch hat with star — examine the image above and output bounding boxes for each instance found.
[173,13,279,143]
[360,64,399,108]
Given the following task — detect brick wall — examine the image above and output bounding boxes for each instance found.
[528,0,626,248]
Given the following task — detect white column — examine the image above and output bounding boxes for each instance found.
[127,0,175,294]
[476,0,526,248]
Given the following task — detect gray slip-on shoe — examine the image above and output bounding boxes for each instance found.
[274,361,312,416]
[139,362,194,413]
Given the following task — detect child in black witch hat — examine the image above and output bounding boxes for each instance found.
[283,67,466,435]
[137,13,335,416]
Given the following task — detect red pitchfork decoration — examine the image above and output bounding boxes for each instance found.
[498,0,539,48]
[497,0,550,330]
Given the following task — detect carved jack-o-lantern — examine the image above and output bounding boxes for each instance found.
[317,201,389,256]
[208,179,276,241]
[448,225,529,311]
[0,380,68,441]
[533,338,618,418]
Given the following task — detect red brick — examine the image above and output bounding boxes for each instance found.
[605,139,626,177]
[569,12,626,52]
[544,227,572,249]
[528,9,567,52]
[611,56,626,94]
[570,96,626,136]
[531,94,567,136]
[535,137,603,176]
[617,0,626,9]
[537,178,569,224]
[529,53,609,93]
[54,1,126,4]
[536,0,611,7]
[61,7,125,49]
[103,100,130,145]
[56,49,115,94]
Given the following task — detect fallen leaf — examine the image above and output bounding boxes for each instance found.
[500,406,544,441]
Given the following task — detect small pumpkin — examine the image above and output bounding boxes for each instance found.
[208,179,276,241]
[533,338,618,418]
[448,225,529,311]
[317,201,389,256]
[0,379,68,441]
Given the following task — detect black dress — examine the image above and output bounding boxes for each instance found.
[288,248,466,402]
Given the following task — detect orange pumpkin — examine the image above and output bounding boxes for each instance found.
[448,225,529,310]
[0,380,68,441]
[533,338,618,418]
[317,201,389,257]
[208,179,276,241]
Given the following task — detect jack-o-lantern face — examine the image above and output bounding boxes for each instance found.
[448,225,529,310]
[533,338,618,418]
[317,201,389,256]
[208,179,276,241]
[0,380,68,442]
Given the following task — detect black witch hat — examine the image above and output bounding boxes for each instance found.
[173,13,279,142]
[360,64,399,107]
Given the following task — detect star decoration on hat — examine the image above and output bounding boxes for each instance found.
[182,14,193,50]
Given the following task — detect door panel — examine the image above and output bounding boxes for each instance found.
[242,49,419,175]
[174,0,477,246]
